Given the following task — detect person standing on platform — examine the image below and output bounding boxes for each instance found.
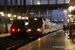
[63,24,67,33]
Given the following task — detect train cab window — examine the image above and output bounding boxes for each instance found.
[13,22,24,25]
[12,20,24,25]
[29,21,42,24]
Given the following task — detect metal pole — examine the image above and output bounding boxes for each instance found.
[20,0,22,19]
[56,0,57,4]
[24,0,26,18]
[39,9,40,17]
[5,0,8,33]
[16,0,18,20]
[64,0,65,4]
[11,0,13,19]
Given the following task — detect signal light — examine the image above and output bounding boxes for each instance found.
[12,29,15,32]
[17,29,21,31]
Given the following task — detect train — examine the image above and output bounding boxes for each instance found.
[10,20,28,38]
[26,17,61,39]
[10,17,62,39]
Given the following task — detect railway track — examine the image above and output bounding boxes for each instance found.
[0,30,59,50]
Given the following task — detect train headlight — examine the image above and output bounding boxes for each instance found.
[28,29,31,32]
[37,28,40,31]
[25,22,28,25]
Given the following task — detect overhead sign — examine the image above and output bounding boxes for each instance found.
[30,12,34,14]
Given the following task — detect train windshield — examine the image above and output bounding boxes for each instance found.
[12,20,24,25]
[29,21,42,24]
[29,18,43,24]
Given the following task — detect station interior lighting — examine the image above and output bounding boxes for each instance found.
[25,17,29,20]
[22,17,25,19]
[70,17,73,20]
[37,2,40,5]
[67,19,69,22]
[14,15,16,17]
[34,18,37,20]
[10,18,13,20]
[55,20,57,21]
[8,13,11,17]
[68,6,75,12]
[18,16,21,19]
[64,10,67,12]
[0,12,4,16]
[68,15,72,17]
[61,19,64,21]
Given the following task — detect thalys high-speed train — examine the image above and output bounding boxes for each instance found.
[26,17,60,39]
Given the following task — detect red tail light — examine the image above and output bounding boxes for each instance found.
[12,29,15,32]
[17,29,21,31]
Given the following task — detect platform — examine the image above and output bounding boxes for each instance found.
[0,33,10,37]
[18,30,75,50]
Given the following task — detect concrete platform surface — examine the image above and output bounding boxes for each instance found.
[0,33,11,37]
[18,30,75,50]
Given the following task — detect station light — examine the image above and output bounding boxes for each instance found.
[55,20,57,21]
[67,19,69,22]
[61,19,64,21]
[14,15,16,17]
[18,16,21,19]
[25,17,29,20]
[34,18,37,20]
[22,17,25,19]
[0,12,4,16]
[37,2,41,5]
[8,13,11,17]
[64,10,67,13]
[68,15,72,17]
[68,6,74,12]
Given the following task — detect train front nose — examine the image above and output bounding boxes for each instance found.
[27,28,42,36]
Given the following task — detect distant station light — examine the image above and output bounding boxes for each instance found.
[61,19,64,21]
[55,20,57,21]
[14,15,16,17]
[8,13,11,17]
[34,18,37,20]
[37,2,41,5]
[30,12,34,14]
[0,12,4,16]
[68,15,72,17]
[22,17,25,19]
[68,6,74,12]
[64,10,67,13]
[25,17,29,20]
[18,16,21,19]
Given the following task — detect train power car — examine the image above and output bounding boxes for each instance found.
[10,20,28,38]
[26,17,58,39]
